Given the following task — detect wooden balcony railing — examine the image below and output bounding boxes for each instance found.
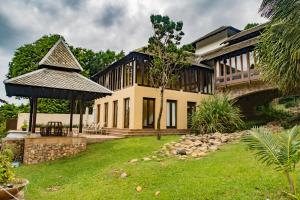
[216,69,260,86]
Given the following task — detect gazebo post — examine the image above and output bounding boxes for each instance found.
[69,98,74,132]
[79,98,84,133]
[31,97,38,133]
[28,98,33,132]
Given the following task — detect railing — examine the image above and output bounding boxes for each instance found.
[216,69,260,86]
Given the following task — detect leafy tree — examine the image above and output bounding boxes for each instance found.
[144,14,193,140]
[256,0,300,94]
[191,94,244,134]
[243,126,300,197]
[244,23,259,30]
[7,34,124,113]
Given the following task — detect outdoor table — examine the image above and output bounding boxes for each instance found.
[40,121,67,136]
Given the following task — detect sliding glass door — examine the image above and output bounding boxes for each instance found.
[143,98,155,128]
[166,100,177,128]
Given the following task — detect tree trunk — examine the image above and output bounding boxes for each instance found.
[285,171,296,195]
[157,88,164,140]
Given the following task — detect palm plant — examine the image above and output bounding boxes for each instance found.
[243,126,300,196]
[256,0,300,94]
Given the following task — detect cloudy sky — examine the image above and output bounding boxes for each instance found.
[0,0,267,104]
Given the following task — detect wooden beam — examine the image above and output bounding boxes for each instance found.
[28,98,33,132]
[69,98,74,132]
[31,97,37,133]
[79,98,84,133]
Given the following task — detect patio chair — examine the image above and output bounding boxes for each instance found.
[95,122,107,135]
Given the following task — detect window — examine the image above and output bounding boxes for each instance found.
[166,100,177,128]
[124,98,130,128]
[104,103,108,127]
[113,101,118,128]
[123,62,133,87]
[143,98,155,128]
[187,102,196,129]
[96,104,100,123]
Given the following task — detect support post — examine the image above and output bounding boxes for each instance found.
[69,98,74,132]
[31,97,37,133]
[28,98,33,132]
[79,98,84,133]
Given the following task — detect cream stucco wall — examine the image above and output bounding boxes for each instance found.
[94,85,210,130]
[17,113,93,130]
[195,38,227,55]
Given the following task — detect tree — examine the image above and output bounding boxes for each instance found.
[144,14,193,140]
[244,23,259,30]
[7,34,124,113]
[243,126,300,197]
[255,0,300,94]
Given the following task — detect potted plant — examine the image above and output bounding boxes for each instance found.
[21,121,27,131]
[0,147,28,200]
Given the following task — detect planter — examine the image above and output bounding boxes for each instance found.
[0,179,29,200]
[22,128,26,131]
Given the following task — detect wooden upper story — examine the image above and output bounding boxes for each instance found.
[92,52,214,94]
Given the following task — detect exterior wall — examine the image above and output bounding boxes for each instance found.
[195,38,227,55]
[94,85,210,132]
[17,113,93,130]
[23,136,86,164]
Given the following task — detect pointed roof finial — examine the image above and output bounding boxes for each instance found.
[38,36,83,72]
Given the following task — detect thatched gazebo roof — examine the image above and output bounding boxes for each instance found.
[4,37,112,133]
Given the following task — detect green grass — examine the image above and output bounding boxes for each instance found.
[16,136,294,200]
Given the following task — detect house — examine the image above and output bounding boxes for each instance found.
[92,23,271,135]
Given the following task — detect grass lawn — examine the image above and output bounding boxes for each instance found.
[16,136,292,200]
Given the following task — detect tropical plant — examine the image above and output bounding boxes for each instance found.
[144,14,193,140]
[191,94,244,134]
[256,0,300,94]
[0,147,14,185]
[243,126,300,197]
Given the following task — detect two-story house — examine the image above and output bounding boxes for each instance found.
[92,24,266,135]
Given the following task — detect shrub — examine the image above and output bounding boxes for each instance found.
[191,94,244,134]
[0,147,14,185]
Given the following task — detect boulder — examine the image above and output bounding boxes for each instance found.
[176,149,187,155]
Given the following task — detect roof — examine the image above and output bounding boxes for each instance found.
[200,36,259,60]
[222,23,267,44]
[38,37,83,72]
[4,68,112,100]
[191,26,240,46]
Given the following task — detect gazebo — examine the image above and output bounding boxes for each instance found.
[4,37,112,134]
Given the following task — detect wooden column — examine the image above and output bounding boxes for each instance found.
[28,98,33,132]
[69,98,74,132]
[79,98,84,133]
[31,97,37,133]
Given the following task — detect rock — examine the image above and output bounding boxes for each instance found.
[120,172,127,178]
[155,191,160,196]
[176,149,187,155]
[143,157,152,161]
[209,145,219,151]
[130,159,138,163]
[151,155,157,159]
[136,186,142,192]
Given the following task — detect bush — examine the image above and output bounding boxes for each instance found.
[0,147,14,185]
[257,104,291,121]
[191,94,244,134]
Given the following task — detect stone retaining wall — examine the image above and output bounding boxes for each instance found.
[23,137,86,164]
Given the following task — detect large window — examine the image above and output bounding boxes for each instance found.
[113,101,118,128]
[187,102,196,129]
[104,103,108,127]
[166,100,177,128]
[124,98,130,128]
[143,98,155,128]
